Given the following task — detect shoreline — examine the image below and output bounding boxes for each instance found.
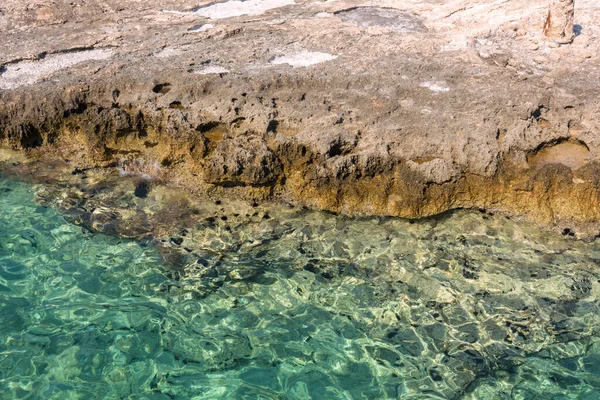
[1,0,600,238]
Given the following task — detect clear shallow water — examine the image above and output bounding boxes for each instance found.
[2,174,600,399]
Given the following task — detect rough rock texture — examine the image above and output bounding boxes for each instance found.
[1,0,600,237]
[544,0,575,43]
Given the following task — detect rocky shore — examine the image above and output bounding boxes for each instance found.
[1,0,599,237]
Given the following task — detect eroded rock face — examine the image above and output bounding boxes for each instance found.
[527,139,590,170]
[204,135,282,186]
[0,0,599,237]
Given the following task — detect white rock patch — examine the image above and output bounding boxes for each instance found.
[154,47,183,58]
[419,81,450,92]
[165,0,294,20]
[270,51,337,67]
[0,49,112,90]
[194,65,230,75]
[441,39,469,52]
[188,23,214,32]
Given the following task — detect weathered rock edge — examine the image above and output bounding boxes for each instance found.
[1,68,599,239]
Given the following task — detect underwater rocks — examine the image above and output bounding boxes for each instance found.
[6,168,600,398]
[1,0,600,237]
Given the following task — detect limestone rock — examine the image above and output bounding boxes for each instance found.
[543,0,575,44]
[406,159,460,185]
[0,0,600,236]
[204,135,282,186]
[294,127,359,158]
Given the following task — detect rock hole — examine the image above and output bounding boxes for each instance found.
[134,180,150,198]
[328,142,344,157]
[230,117,246,125]
[20,125,43,148]
[169,101,184,110]
[527,138,590,170]
[429,369,444,382]
[135,112,148,138]
[562,228,575,237]
[198,122,226,153]
[196,121,221,133]
[266,120,278,133]
[152,83,171,94]
[62,102,88,118]
[143,141,159,148]
[530,105,546,120]
[170,237,184,246]
[496,128,506,141]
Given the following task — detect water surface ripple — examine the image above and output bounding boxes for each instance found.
[1,174,600,399]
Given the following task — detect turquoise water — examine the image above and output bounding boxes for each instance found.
[2,173,600,399]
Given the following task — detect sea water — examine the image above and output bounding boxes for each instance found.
[1,173,600,399]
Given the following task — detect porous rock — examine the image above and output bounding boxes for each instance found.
[1,0,600,237]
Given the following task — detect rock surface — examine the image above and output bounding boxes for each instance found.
[543,0,575,43]
[1,0,600,237]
